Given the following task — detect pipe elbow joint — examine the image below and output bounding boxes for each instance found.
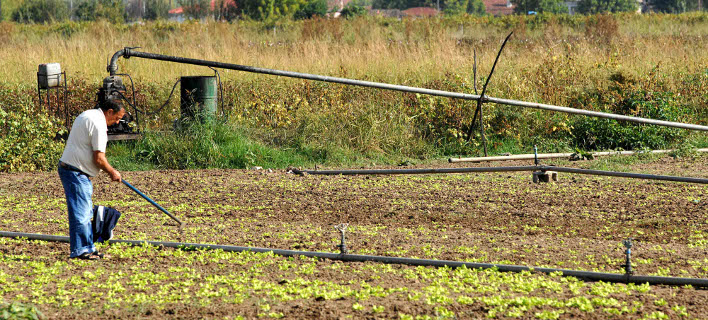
[107,48,128,75]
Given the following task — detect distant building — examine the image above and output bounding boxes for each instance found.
[167,0,236,21]
[482,0,515,15]
[369,9,404,18]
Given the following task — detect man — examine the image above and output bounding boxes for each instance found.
[58,99,125,260]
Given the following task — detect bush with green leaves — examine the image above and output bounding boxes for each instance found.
[371,0,430,9]
[144,0,171,20]
[651,0,700,13]
[577,0,638,14]
[238,0,306,21]
[74,0,126,23]
[11,0,69,23]
[512,0,567,14]
[340,3,368,18]
[569,85,688,151]
[444,0,487,15]
[0,301,43,320]
[177,0,209,19]
[294,0,328,19]
[133,118,309,169]
[0,91,65,173]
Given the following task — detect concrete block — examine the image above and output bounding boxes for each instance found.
[533,171,558,183]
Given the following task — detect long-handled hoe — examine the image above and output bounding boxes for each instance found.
[121,179,185,236]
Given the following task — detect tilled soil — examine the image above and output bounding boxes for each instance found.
[0,156,707,318]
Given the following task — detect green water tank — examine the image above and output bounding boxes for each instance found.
[180,76,217,122]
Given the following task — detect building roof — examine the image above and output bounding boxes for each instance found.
[402,7,439,17]
[483,0,515,15]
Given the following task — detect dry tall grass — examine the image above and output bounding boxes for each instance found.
[1,13,706,96]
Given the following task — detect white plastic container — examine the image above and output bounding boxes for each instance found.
[37,63,62,89]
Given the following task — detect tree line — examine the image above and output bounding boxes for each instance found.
[1,0,704,23]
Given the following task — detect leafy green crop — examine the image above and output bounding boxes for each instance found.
[0,301,43,320]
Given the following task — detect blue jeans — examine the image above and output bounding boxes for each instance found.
[58,165,95,258]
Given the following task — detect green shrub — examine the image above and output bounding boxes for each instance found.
[74,0,126,23]
[512,0,566,14]
[294,0,328,19]
[340,3,368,18]
[0,301,43,320]
[177,0,209,19]
[144,0,170,20]
[577,0,637,14]
[133,119,309,169]
[569,85,689,151]
[11,0,69,23]
[0,87,65,173]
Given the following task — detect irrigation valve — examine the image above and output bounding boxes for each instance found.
[334,223,349,255]
[621,239,634,277]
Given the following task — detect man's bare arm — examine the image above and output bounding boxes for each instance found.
[93,151,121,182]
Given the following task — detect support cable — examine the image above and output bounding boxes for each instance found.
[466,32,513,157]
[115,78,181,117]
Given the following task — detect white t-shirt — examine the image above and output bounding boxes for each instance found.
[59,108,108,177]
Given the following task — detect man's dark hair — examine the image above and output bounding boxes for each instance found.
[98,96,124,113]
[96,87,125,113]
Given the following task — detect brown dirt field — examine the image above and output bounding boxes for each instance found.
[0,155,707,319]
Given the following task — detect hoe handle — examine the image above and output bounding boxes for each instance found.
[122,179,184,227]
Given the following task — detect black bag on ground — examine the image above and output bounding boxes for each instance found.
[92,205,121,243]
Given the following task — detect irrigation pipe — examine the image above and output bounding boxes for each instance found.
[1,231,707,287]
[294,165,539,176]
[107,48,708,132]
[292,165,708,185]
[449,148,708,163]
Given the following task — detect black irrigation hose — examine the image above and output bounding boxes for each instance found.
[150,78,182,117]
[1,231,707,287]
[114,73,138,125]
[116,79,181,117]
[293,165,708,185]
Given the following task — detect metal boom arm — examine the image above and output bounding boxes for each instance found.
[108,48,708,132]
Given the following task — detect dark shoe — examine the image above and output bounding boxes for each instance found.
[74,252,100,260]
[92,250,106,259]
